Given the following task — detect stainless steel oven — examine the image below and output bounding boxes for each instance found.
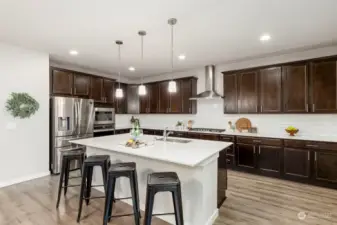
[94,107,115,133]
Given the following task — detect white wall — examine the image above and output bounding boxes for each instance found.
[117,45,337,137]
[0,43,49,188]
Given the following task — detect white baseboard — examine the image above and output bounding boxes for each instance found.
[0,171,50,188]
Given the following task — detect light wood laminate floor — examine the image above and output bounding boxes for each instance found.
[1,171,337,225]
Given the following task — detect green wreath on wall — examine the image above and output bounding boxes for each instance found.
[6,92,39,119]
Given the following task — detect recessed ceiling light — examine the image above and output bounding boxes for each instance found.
[69,50,78,55]
[178,54,186,60]
[128,66,135,71]
[260,34,271,42]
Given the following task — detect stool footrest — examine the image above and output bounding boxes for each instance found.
[152,213,175,216]
[69,168,81,172]
[82,196,105,200]
[69,176,82,179]
[109,213,135,218]
[114,197,132,201]
[62,184,80,188]
[91,184,104,187]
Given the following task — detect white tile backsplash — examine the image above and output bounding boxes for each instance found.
[116,100,337,137]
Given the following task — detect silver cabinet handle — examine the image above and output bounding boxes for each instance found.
[314,152,317,161]
[258,146,261,155]
[253,146,256,154]
[261,105,263,112]
[312,103,315,112]
[305,104,308,112]
[253,140,261,143]
[307,152,310,161]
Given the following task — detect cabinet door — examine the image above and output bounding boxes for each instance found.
[200,134,219,141]
[284,148,310,178]
[311,61,337,112]
[237,71,258,113]
[223,73,238,113]
[237,143,256,169]
[314,151,337,183]
[115,83,127,114]
[103,79,115,104]
[259,67,282,113]
[139,90,149,113]
[181,78,197,114]
[169,81,182,113]
[73,73,90,96]
[158,81,170,113]
[258,145,281,174]
[283,64,308,112]
[149,83,159,113]
[52,70,73,95]
[90,77,104,102]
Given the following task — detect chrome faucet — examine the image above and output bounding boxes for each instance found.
[163,127,173,141]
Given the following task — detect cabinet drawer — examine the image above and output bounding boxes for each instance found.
[187,132,201,139]
[219,135,234,142]
[171,131,187,138]
[284,140,337,151]
[200,133,219,141]
[237,137,282,146]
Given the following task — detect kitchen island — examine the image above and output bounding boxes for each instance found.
[71,134,232,225]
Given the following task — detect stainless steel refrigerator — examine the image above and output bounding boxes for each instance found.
[50,96,94,174]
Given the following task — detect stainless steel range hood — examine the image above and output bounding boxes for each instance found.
[190,65,224,100]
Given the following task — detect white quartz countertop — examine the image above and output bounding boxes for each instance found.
[70,134,232,167]
[114,125,337,143]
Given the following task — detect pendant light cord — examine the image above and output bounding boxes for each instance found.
[141,34,144,84]
[118,44,121,89]
[170,24,174,77]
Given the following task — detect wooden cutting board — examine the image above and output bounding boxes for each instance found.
[235,117,252,131]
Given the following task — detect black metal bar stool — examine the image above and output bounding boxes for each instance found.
[103,162,141,225]
[77,155,110,222]
[56,148,86,208]
[143,172,184,225]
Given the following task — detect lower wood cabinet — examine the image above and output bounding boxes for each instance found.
[314,151,337,183]
[258,145,282,175]
[237,143,256,169]
[284,147,310,179]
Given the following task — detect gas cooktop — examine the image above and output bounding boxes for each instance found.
[189,128,226,133]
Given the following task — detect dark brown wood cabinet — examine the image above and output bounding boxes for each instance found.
[259,67,282,113]
[51,69,73,95]
[114,83,127,114]
[236,143,256,169]
[103,79,115,104]
[149,83,159,113]
[223,73,238,113]
[282,64,308,112]
[314,151,337,183]
[284,147,310,179]
[139,92,150,113]
[158,81,170,113]
[169,81,182,113]
[258,145,282,175]
[200,133,219,141]
[237,71,258,113]
[181,78,197,114]
[73,73,90,96]
[311,60,337,113]
[90,77,104,102]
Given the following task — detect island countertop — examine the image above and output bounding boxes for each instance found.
[70,134,232,167]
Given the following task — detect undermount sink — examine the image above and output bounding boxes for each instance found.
[156,137,191,143]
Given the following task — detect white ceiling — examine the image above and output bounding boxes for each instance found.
[1,0,337,78]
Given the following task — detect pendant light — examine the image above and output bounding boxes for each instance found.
[138,30,147,96]
[115,40,124,98]
[168,18,177,93]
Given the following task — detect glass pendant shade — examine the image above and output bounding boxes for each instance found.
[138,84,147,96]
[115,88,123,98]
[168,80,177,93]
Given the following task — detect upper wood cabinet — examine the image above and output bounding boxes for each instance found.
[158,81,170,113]
[73,73,90,96]
[237,71,258,113]
[103,79,115,104]
[282,64,308,113]
[139,91,150,113]
[149,83,160,113]
[169,81,182,113]
[259,67,282,113]
[181,78,197,114]
[223,73,238,113]
[51,69,73,95]
[90,77,104,102]
[311,60,337,113]
[114,83,128,114]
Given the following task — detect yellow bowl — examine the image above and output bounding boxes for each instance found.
[285,129,299,136]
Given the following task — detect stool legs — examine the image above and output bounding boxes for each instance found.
[56,158,67,208]
[172,186,184,225]
[130,174,140,225]
[77,166,88,222]
[64,160,70,195]
[103,176,115,225]
[85,167,93,205]
[107,177,116,222]
[143,188,155,225]
[134,171,141,218]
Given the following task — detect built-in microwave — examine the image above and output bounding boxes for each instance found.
[94,107,115,132]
